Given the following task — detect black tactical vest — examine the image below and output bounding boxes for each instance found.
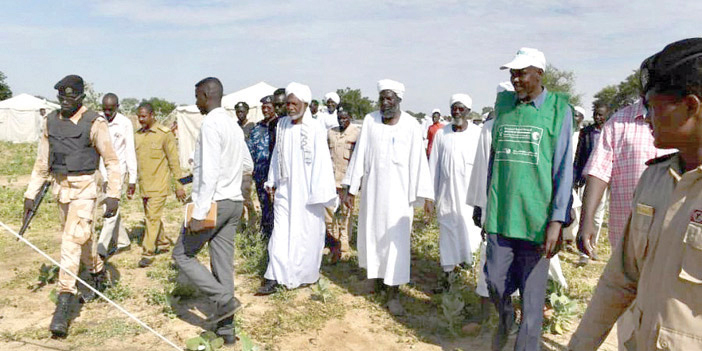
[47,110,100,175]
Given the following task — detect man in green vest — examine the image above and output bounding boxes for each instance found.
[484,48,574,351]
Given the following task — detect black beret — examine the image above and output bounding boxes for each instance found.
[641,38,702,95]
[235,101,249,109]
[54,74,84,95]
[260,95,274,104]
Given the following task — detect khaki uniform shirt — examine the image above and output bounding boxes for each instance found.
[25,106,121,202]
[135,123,183,198]
[569,153,702,350]
[328,124,360,188]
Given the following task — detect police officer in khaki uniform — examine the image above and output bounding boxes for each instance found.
[134,102,185,268]
[569,38,702,351]
[23,75,122,337]
[326,104,360,261]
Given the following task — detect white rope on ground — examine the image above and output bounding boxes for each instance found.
[0,220,182,351]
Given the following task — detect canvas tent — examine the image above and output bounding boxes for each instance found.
[171,81,276,168]
[0,93,59,143]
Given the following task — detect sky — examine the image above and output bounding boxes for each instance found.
[1,1,700,115]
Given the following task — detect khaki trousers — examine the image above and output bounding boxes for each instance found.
[58,199,102,294]
[141,195,171,257]
[324,190,351,252]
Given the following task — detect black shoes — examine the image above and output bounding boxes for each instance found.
[81,269,108,303]
[215,316,236,345]
[211,297,242,324]
[255,279,278,296]
[49,292,74,338]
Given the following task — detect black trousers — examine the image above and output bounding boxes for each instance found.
[485,233,549,351]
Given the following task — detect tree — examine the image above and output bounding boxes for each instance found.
[593,70,641,112]
[83,82,103,111]
[405,110,426,122]
[481,106,494,115]
[120,98,139,116]
[0,71,13,101]
[140,97,176,119]
[542,64,582,106]
[335,87,376,120]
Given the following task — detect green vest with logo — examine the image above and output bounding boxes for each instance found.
[484,90,569,243]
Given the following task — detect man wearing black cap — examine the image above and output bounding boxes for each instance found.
[569,38,702,351]
[246,95,277,240]
[23,74,122,337]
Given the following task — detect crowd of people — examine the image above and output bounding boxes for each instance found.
[20,37,702,350]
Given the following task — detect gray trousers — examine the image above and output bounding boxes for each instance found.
[173,200,242,307]
[485,233,550,351]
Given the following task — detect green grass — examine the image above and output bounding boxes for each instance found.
[0,141,36,176]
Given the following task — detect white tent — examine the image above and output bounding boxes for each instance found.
[172,81,276,168]
[222,81,276,124]
[0,94,59,143]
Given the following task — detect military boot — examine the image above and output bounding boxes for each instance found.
[49,292,74,338]
[81,269,108,303]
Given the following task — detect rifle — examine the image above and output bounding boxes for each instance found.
[19,181,51,237]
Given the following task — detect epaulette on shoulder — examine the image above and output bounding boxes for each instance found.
[157,125,171,133]
[646,152,678,166]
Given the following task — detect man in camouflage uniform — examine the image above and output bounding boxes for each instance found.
[23,74,122,337]
[134,102,185,268]
[325,104,360,261]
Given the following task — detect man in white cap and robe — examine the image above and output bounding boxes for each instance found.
[318,91,341,130]
[427,93,482,287]
[256,82,338,295]
[342,79,434,316]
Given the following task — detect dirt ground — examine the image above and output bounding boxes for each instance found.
[0,173,619,351]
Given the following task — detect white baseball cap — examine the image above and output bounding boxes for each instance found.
[431,108,441,114]
[500,47,546,70]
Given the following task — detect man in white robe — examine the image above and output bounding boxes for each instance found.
[342,79,434,316]
[256,82,337,295]
[428,94,482,279]
[317,91,340,130]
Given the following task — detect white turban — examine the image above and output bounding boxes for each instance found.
[285,82,312,104]
[450,94,472,109]
[431,108,441,115]
[377,79,405,99]
[497,81,514,93]
[324,92,340,104]
[574,106,587,116]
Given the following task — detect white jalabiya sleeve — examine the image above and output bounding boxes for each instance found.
[428,128,443,198]
[466,119,493,208]
[307,120,338,206]
[341,114,370,195]
[406,115,434,206]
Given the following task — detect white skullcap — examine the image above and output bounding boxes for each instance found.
[431,108,441,115]
[450,94,472,109]
[324,92,340,104]
[377,79,405,99]
[497,81,514,93]
[285,82,312,104]
[574,106,587,116]
[500,47,547,70]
